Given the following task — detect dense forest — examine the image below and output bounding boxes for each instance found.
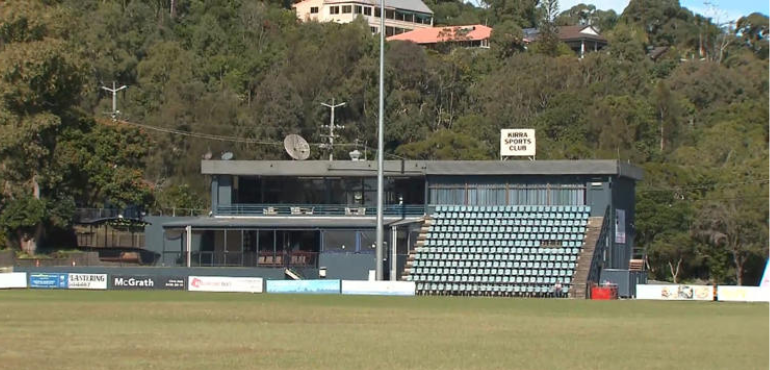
[0,0,767,284]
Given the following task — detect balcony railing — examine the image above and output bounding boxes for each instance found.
[216,203,426,217]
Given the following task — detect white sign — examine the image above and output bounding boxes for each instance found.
[637,284,713,301]
[341,280,416,296]
[500,129,536,157]
[615,209,626,244]
[0,273,27,289]
[717,286,770,302]
[68,273,108,290]
[188,276,263,293]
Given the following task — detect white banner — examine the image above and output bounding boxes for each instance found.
[500,129,536,157]
[341,280,415,296]
[68,273,108,290]
[717,286,770,302]
[188,276,263,293]
[0,273,27,289]
[636,284,713,301]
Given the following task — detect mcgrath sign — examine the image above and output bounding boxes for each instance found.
[500,129,536,157]
[111,275,186,290]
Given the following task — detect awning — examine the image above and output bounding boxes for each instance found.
[162,216,423,230]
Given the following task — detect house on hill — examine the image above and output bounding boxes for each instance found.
[523,25,608,57]
[386,24,492,49]
[293,0,434,36]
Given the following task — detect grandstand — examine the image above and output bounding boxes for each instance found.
[405,205,598,297]
[146,159,644,298]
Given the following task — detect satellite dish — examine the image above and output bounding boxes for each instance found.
[284,134,310,160]
[221,152,234,160]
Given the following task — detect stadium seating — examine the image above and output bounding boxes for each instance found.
[405,205,590,297]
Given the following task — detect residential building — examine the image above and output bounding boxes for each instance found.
[387,24,492,48]
[523,25,608,57]
[293,0,434,36]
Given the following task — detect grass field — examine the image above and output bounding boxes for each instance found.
[0,291,767,370]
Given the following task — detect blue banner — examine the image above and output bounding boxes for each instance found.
[29,273,68,289]
[266,279,340,294]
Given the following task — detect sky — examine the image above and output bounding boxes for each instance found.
[558,0,769,22]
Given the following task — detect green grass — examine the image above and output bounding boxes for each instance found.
[0,291,767,370]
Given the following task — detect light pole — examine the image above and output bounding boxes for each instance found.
[101,81,127,120]
[320,98,346,161]
[375,0,386,281]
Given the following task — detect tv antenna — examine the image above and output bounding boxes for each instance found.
[320,98,346,161]
[284,134,310,160]
[101,81,127,120]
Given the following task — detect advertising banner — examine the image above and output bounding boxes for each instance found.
[717,286,770,302]
[266,279,341,294]
[29,273,68,289]
[341,280,415,296]
[188,276,263,293]
[636,284,713,301]
[0,273,27,289]
[68,273,108,290]
[111,275,186,290]
[500,129,536,157]
[615,209,626,244]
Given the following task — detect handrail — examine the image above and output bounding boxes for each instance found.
[585,205,611,298]
[216,203,426,217]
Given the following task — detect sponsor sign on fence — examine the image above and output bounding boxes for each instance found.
[68,273,108,290]
[341,280,415,296]
[188,276,263,293]
[717,286,770,302]
[636,284,713,301]
[266,279,341,294]
[111,275,186,290]
[29,273,69,289]
[0,273,27,289]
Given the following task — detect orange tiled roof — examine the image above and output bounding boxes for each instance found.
[387,25,492,44]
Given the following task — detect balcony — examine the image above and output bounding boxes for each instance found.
[216,203,426,217]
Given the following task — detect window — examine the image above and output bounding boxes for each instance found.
[370,26,378,33]
[385,26,395,36]
[342,5,352,13]
[354,5,362,13]
[395,11,404,21]
[363,6,372,15]
[310,6,319,13]
[329,6,339,14]
[385,9,395,19]
[374,8,381,17]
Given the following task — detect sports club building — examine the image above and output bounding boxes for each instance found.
[154,158,645,297]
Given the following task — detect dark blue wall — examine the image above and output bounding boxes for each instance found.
[319,253,376,280]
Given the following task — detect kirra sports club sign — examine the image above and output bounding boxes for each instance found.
[500,129,536,158]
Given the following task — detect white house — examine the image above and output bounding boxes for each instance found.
[293,0,434,36]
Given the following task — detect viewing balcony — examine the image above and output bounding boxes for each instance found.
[215,203,426,217]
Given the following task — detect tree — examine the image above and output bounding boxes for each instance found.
[490,21,526,59]
[735,13,769,58]
[534,0,561,57]
[0,1,85,254]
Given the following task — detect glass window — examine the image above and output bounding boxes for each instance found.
[364,7,372,15]
[395,11,404,21]
[322,230,357,253]
[310,6,319,13]
[370,26,377,33]
[374,8,381,17]
[342,5,352,13]
[385,9,395,19]
[330,6,339,14]
[354,5,362,13]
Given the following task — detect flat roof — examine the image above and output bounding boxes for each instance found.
[163,216,422,229]
[201,160,643,180]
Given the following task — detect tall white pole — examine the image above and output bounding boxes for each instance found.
[320,99,346,161]
[375,0,386,281]
[101,81,127,120]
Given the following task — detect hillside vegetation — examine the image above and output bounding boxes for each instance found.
[0,0,767,284]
